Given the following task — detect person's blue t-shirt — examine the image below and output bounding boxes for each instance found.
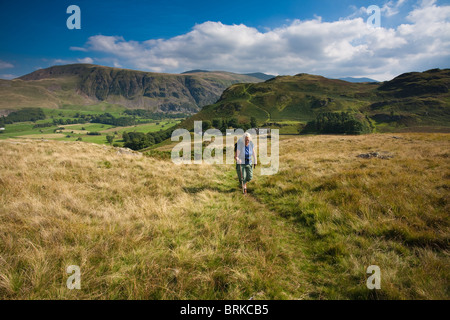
[245,145,251,164]
[236,140,253,165]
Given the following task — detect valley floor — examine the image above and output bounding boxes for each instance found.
[0,133,448,299]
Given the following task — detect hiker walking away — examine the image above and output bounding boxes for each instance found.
[235,132,257,194]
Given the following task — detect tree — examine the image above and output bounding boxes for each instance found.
[153,133,162,144]
[106,135,114,145]
[212,119,221,129]
[228,118,239,128]
[123,132,151,150]
[343,120,364,134]
[202,120,212,131]
[146,133,155,145]
[301,112,371,135]
[250,117,257,128]
[220,119,228,132]
[241,121,251,131]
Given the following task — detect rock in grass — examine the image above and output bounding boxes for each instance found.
[357,151,394,159]
[116,147,140,156]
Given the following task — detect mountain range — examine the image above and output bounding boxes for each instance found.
[1,64,448,133]
[178,68,450,132]
[0,64,266,113]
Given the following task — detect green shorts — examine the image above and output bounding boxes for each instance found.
[236,164,253,184]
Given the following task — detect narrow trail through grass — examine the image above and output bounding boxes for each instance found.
[0,139,310,299]
[179,166,313,299]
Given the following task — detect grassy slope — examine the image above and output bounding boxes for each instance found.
[0,133,448,299]
[178,74,378,128]
[0,77,87,110]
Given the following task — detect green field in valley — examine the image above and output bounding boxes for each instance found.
[0,105,182,146]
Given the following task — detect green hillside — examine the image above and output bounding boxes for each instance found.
[178,69,450,133]
[0,64,264,113]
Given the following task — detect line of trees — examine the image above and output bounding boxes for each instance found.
[33,122,54,129]
[122,130,173,150]
[0,108,46,125]
[301,112,371,135]
[52,118,87,126]
[124,109,189,119]
[208,117,257,132]
[0,107,182,129]
[90,113,142,126]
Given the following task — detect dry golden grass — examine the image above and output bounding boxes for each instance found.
[252,133,449,299]
[0,133,448,299]
[16,134,66,139]
[0,139,307,299]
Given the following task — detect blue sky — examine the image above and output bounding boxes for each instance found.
[0,0,449,80]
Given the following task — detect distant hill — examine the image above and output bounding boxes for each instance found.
[243,73,276,81]
[177,69,450,132]
[338,77,379,83]
[0,64,264,113]
[181,70,210,74]
[182,70,275,81]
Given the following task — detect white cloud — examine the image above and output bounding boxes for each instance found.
[53,57,94,65]
[113,61,122,68]
[347,0,408,19]
[70,46,88,52]
[77,57,94,64]
[381,0,408,17]
[77,0,449,80]
[0,60,13,69]
[0,74,17,80]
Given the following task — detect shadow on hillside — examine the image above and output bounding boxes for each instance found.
[182,185,237,194]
